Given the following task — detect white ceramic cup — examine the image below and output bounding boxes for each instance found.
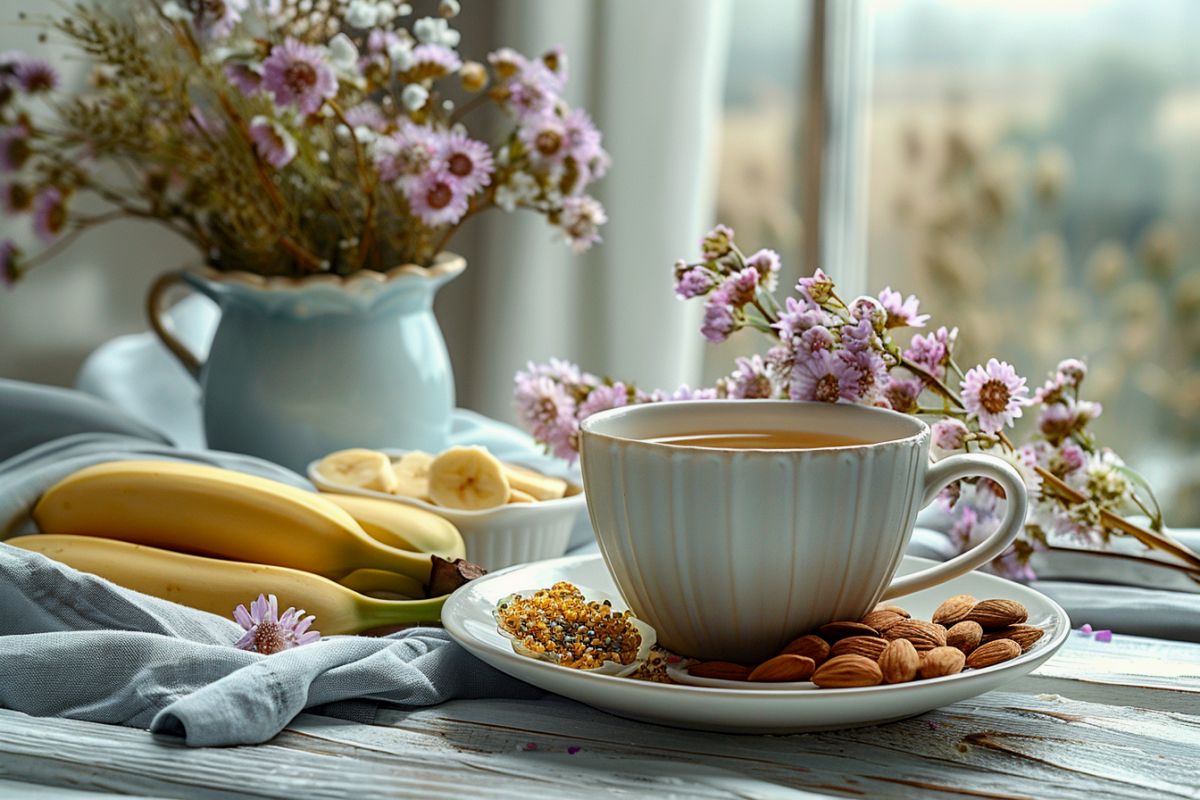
[579,400,1027,662]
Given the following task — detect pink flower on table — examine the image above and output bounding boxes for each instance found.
[961,358,1030,435]
[578,382,628,418]
[233,593,319,655]
[744,248,781,292]
[437,131,493,195]
[557,195,607,253]
[12,58,58,93]
[0,124,31,172]
[249,116,297,168]
[262,38,338,115]
[725,355,776,399]
[791,349,861,403]
[514,372,578,460]
[1,239,20,287]
[405,170,469,227]
[32,186,66,243]
[797,268,834,304]
[701,289,737,343]
[878,286,929,328]
[931,418,970,451]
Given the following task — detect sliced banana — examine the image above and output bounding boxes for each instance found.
[507,488,537,504]
[316,448,398,493]
[428,446,510,510]
[391,450,434,499]
[503,463,568,501]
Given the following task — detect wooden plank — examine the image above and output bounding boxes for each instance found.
[0,634,1197,800]
[0,779,169,799]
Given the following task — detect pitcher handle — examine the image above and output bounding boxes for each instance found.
[882,452,1028,600]
[146,271,204,380]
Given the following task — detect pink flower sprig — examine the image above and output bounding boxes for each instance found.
[514,222,1192,582]
[1077,623,1113,642]
[233,594,320,655]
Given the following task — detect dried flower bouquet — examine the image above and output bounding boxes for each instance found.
[515,225,1200,581]
[1,0,608,283]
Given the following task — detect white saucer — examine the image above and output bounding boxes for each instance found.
[441,554,1070,734]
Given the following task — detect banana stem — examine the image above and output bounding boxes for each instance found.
[356,594,447,630]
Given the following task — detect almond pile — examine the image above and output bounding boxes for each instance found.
[685,594,1043,688]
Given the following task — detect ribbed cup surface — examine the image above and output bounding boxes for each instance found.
[580,401,930,662]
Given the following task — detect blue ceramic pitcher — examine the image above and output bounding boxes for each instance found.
[147,254,464,471]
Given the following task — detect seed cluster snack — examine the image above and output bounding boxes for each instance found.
[685,594,1044,688]
[316,446,570,511]
[496,582,644,670]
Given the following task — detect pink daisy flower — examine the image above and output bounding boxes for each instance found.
[931,418,970,451]
[1,239,20,287]
[514,372,578,460]
[13,58,58,93]
[1055,357,1087,387]
[224,62,262,96]
[878,286,929,328]
[701,289,737,343]
[374,124,439,184]
[883,376,923,413]
[791,349,861,403]
[233,593,320,654]
[503,61,561,120]
[403,43,462,80]
[32,186,67,243]
[799,325,835,354]
[344,101,388,131]
[557,194,606,253]
[674,267,714,299]
[437,131,493,195]
[773,295,826,341]
[405,170,469,227]
[961,358,1030,435]
[249,116,297,168]
[578,382,629,419]
[904,326,957,378]
[0,124,31,172]
[840,348,888,400]
[725,355,776,399]
[520,112,568,165]
[745,248,781,292]
[262,38,338,115]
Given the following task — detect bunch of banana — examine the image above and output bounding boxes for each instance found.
[25,460,475,632]
[9,536,444,633]
[316,445,571,511]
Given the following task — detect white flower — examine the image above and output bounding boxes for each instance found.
[439,0,461,17]
[397,3,413,15]
[389,41,415,72]
[328,33,359,71]
[345,0,379,28]
[413,16,460,47]
[161,1,191,22]
[495,172,538,211]
[401,83,429,111]
[375,1,398,23]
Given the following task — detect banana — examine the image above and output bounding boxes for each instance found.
[508,489,536,504]
[315,449,398,493]
[33,460,436,584]
[320,493,465,559]
[390,450,435,499]
[427,446,510,510]
[503,463,569,501]
[338,568,425,599]
[9,535,445,633]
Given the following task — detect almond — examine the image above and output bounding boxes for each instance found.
[982,624,1045,652]
[819,621,881,641]
[687,661,752,681]
[873,603,911,619]
[945,620,983,655]
[932,594,977,626]
[882,619,946,652]
[748,654,816,683]
[830,635,889,660]
[965,638,1021,669]
[811,655,883,688]
[860,609,905,633]
[781,634,830,665]
[966,599,1028,628]
[920,646,966,678]
[878,638,919,684]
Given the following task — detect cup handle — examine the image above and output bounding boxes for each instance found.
[146,271,205,381]
[881,452,1028,600]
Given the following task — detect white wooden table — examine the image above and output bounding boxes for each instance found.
[1,633,1197,799]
